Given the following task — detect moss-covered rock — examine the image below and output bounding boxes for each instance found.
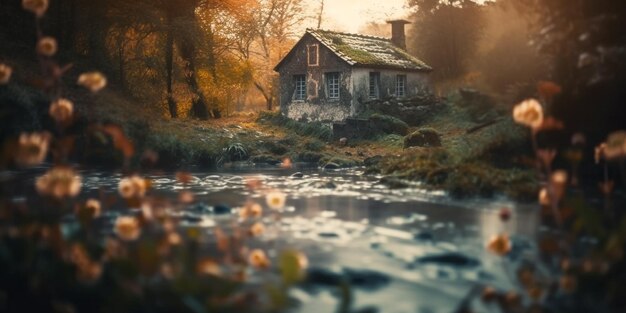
[369,114,409,136]
[404,128,442,148]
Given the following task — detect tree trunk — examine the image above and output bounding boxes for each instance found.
[165,18,177,118]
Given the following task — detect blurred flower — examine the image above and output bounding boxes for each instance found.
[22,0,48,17]
[537,81,562,101]
[36,166,81,198]
[239,202,263,219]
[197,258,221,276]
[249,222,265,237]
[266,191,286,210]
[167,232,182,245]
[486,233,512,256]
[178,191,194,204]
[538,188,550,206]
[114,216,141,241]
[77,262,102,283]
[571,132,586,146]
[603,131,626,160]
[280,158,293,169]
[0,63,12,84]
[37,36,57,56]
[559,275,577,293]
[550,170,568,199]
[248,249,270,269]
[175,171,193,184]
[118,175,147,199]
[481,286,498,302]
[14,132,50,167]
[595,143,606,164]
[77,71,107,92]
[513,99,544,129]
[599,180,615,196]
[245,177,263,190]
[83,199,101,218]
[49,98,74,124]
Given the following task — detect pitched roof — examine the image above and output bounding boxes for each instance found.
[275,29,432,72]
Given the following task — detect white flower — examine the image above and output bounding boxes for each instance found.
[78,72,107,92]
[37,37,57,56]
[114,216,141,241]
[49,98,74,124]
[513,99,544,129]
[265,191,286,210]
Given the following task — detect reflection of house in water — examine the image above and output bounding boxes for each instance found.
[274,20,432,122]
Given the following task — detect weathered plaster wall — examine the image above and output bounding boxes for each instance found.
[351,68,429,112]
[277,34,353,122]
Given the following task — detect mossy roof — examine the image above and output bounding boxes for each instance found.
[275,29,432,72]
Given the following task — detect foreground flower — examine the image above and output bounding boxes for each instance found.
[249,222,265,237]
[77,71,107,92]
[239,202,263,219]
[513,99,544,129]
[248,249,270,269]
[118,175,147,199]
[279,250,309,283]
[266,191,286,210]
[14,132,50,167]
[114,216,141,241]
[84,199,102,218]
[603,131,626,160]
[37,37,58,56]
[36,167,81,198]
[22,0,48,17]
[49,98,74,124]
[0,63,12,84]
[486,233,512,256]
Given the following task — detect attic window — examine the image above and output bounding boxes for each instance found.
[396,75,406,97]
[307,44,319,66]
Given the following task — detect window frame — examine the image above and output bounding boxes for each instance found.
[293,74,306,101]
[307,44,319,67]
[369,72,380,99]
[396,74,407,97]
[325,72,341,100]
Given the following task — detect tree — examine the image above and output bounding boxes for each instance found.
[408,0,486,82]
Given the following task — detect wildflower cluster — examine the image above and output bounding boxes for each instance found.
[477,82,626,313]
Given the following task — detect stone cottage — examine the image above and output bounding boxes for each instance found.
[274,20,432,122]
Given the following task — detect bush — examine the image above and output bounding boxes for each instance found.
[369,114,409,135]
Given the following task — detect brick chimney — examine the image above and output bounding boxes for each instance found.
[387,19,410,50]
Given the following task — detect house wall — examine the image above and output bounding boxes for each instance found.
[351,68,429,113]
[277,34,353,122]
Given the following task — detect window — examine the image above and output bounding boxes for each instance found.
[307,44,319,66]
[294,75,306,100]
[396,74,407,97]
[369,72,380,99]
[325,72,340,99]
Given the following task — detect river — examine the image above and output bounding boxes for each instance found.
[1,165,541,313]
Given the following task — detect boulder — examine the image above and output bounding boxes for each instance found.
[404,128,442,148]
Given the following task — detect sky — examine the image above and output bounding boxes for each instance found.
[305,0,411,34]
